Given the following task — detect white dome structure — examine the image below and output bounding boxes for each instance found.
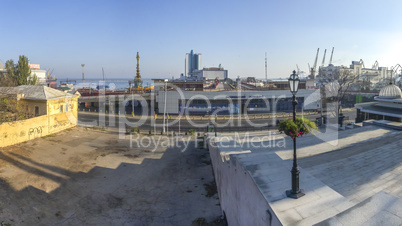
[378,83,402,99]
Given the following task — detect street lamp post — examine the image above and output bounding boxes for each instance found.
[163,79,168,134]
[81,64,85,89]
[286,70,305,199]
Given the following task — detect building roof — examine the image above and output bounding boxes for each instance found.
[355,102,402,118]
[0,85,74,101]
[378,83,402,99]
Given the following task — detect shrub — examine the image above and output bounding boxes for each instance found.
[130,127,140,134]
[188,129,195,136]
[278,117,318,139]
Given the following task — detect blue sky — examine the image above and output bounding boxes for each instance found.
[2,0,402,80]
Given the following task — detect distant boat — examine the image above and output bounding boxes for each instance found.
[96,85,110,90]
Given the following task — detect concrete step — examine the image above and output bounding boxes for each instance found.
[316,191,402,225]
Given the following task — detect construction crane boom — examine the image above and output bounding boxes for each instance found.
[329,47,334,65]
[372,60,378,69]
[310,48,320,79]
[359,59,365,68]
[321,49,327,67]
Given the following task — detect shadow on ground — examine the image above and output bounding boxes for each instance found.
[0,127,224,225]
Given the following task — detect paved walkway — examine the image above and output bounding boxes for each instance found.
[319,192,402,225]
[301,132,402,204]
[209,124,402,225]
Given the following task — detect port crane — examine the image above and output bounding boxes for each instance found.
[329,47,334,65]
[391,64,402,81]
[321,49,327,67]
[359,59,365,68]
[372,60,378,69]
[309,48,320,79]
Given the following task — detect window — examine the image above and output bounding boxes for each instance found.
[65,103,68,112]
[60,105,63,113]
[35,106,39,116]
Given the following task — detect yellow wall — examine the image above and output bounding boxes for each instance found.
[47,96,78,116]
[0,96,79,148]
[20,99,47,116]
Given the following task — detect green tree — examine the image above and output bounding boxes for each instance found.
[5,59,15,79]
[0,60,17,87]
[2,55,38,86]
[15,55,36,85]
[27,72,38,85]
[0,97,33,123]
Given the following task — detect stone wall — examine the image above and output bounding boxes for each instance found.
[0,111,77,148]
[207,137,282,226]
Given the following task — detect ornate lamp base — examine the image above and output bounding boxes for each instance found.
[286,189,305,199]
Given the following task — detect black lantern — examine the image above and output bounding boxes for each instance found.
[288,70,300,95]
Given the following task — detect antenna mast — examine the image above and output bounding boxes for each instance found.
[265,52,267,82]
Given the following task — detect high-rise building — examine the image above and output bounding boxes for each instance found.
[185,50,202,77]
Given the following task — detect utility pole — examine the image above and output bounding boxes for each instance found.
[81,64,85,89]
[163,79,168,134]
[265,52,268,83]
[153,111,156,135]
[132,95,134,117]
[179,114,181,135]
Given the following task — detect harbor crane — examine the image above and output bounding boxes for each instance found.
[359,59,365,68]
[372,60,378,69]
[391,64,402,79]
[309,48,320,79]
[329,47,334,65]
[321,49,327,67]
[46,68,55,79]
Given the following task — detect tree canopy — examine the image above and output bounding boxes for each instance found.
[317,68,358,116]
[0,55,38,87]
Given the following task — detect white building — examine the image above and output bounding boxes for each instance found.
[355,83,402,122]
[155,89,319,114]
[31,69,47,84]
[191,67,228,81]
[318,61,393,90]
[29,64,47,84]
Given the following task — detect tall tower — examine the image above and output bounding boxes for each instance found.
[134,52,143,88]
[185,50,202,77]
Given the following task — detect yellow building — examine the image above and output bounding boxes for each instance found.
[0,85,80,147]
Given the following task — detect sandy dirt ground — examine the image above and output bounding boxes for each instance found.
[0,126,223,225]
